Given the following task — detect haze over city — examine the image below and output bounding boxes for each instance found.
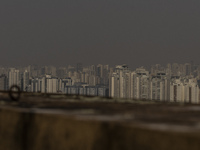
[1,0,200,68]
[2,1,200,149]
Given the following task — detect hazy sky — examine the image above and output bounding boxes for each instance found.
[1,0,200,68]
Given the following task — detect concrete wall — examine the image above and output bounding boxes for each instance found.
[1,107,200,150]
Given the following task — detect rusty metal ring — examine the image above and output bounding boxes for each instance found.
[9,85,21,101]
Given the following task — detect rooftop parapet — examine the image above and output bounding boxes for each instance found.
[1,92,200,150]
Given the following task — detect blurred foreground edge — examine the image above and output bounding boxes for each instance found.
[0,91,200,150]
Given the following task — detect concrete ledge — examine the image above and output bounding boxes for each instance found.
[1,93,200,150]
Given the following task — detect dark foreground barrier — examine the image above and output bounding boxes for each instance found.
[1,93,200,150]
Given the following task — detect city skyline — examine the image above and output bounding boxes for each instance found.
[0,62,200,103]
[1,1,200,149]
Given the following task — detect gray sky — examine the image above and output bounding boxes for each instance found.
[1,0,200,68]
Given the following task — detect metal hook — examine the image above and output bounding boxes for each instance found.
[9,85,21,101]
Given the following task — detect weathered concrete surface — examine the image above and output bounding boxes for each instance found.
[1,92,200,150]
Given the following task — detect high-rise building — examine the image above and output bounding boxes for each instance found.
[132,67,150,100]
[109,65,131,98]
[0,75,7,90]
[22,70,29,91]
[46,78,58,93]
[170,78,199,103]
[60,78,72,93]
[149,73,169,101]
[8,68,20,88]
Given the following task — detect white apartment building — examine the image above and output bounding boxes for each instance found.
[170,78,199,103]
[22,70,29,91]
[149,74,169,101]
[46,78,58,93]
[31,77,46,93]
[132,67,150,99]
[110,66,150,99]
[109,65,130,98]
[8,68,20,88]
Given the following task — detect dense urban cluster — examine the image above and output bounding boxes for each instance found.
[110,64,199,103]
[0,62,199,103]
